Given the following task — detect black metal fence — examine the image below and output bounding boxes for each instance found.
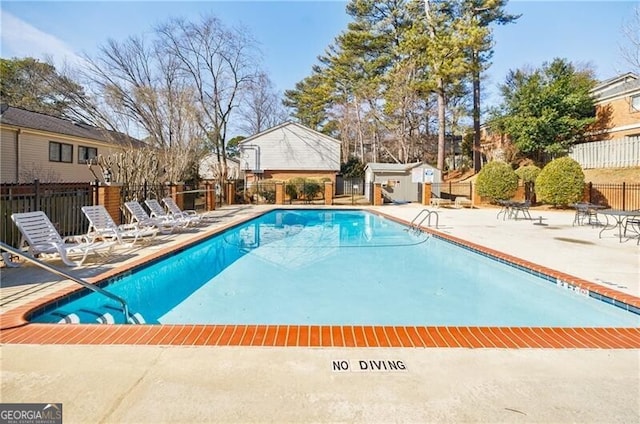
[335,177,365,195]
[119,182,171,204]
[234,180,277,205]
[1,181,94,248]
[284,181,325,205]
[587,182,640,211]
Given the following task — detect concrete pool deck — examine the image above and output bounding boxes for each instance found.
[1,204,639,423]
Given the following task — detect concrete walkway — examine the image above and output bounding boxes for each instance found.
[1,204,639,423]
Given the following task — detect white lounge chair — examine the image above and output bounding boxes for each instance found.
[81,205,158,246]
[162,197,203,225]
[145,199,194,227]
[124,201,183,234]
[11,211,115,267]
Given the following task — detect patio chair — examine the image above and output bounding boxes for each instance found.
[572,202,600,226]
[124,201,184,234]
[510,200,532,220]
[162,197,205,225]
[11,211,115,267]
[81,205,158,246]
[145,199,194,227]
[623,210,640,245]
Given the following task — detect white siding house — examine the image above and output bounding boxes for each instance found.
[0,104,142,183]
[238,122,341,183]
[198,155,242,181]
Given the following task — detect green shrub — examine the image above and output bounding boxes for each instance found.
[515,165,541,183]
[301,180,322,201]
[535,157,584,206]
[476,161,519,201]
[285,182,298,200]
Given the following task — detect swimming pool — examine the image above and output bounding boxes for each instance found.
[30,209,640,327]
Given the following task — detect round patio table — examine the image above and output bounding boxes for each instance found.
[597,209,640,242]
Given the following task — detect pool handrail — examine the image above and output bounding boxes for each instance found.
[0,241,132,324]
[409,209,439,232]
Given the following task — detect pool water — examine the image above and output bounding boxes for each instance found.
[31,210,639,327]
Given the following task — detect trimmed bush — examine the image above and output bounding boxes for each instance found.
[476,161,519,201]
[535,157,585,207]
[301,180,322,200]
[515,165,541,183]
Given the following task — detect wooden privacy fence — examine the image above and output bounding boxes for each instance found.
[430,182,474,200]
[1,181,94,248]
[569,136,640,169]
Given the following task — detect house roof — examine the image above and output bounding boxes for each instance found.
[238,121,341,147]
[591,73,640,102]
[237,121,341,172]
[0,104,144,147]
[364,162,433,173]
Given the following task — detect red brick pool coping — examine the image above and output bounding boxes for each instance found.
[2,208,639,348]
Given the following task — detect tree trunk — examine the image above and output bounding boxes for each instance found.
[472,51,482,173]
[437,78,446,171]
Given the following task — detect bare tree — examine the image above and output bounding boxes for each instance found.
[238,72,288,135]
[80,35,203,183]
[156,15,262,181]
[620,4,640,74]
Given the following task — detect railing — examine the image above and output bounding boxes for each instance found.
[237,181,277,205]
[409,209,439,231]
[0,241,131,325]
[586,182,640,211]
[284,181,326,205]
[1,180,93,248]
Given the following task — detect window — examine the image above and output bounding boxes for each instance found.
[49,141,73,163]
[632,95,640,113]
[78,146,98,164]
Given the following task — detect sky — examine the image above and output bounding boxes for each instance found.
[0,0,637,110]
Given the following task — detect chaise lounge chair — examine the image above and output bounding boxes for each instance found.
[81,205,158,246]
[144,199,194,227]
[11,211,115,267]
[161,197,204,225]
[124,201,184,234]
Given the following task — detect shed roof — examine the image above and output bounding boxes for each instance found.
[0,104,144,147]
[238,121,341,147]
[364,162,434,173]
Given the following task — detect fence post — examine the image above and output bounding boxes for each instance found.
[373,183,384,206]
[204,183,216,211]
[422,183,432,205]
[588,182,593,204]
[622,182,626,211]
[171,183,184,210]
[93,179,99,206]
[275,182,285,205]
[97,183,123,224]
[324,181,333,206]
[472,182,482,207]
[143,181,148,200]
[226,182,235,205]
[34,178,40,211]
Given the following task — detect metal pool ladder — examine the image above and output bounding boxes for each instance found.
[409,209,439,233]
[0,241,132,324]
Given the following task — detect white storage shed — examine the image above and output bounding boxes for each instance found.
[364,162,441,203]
